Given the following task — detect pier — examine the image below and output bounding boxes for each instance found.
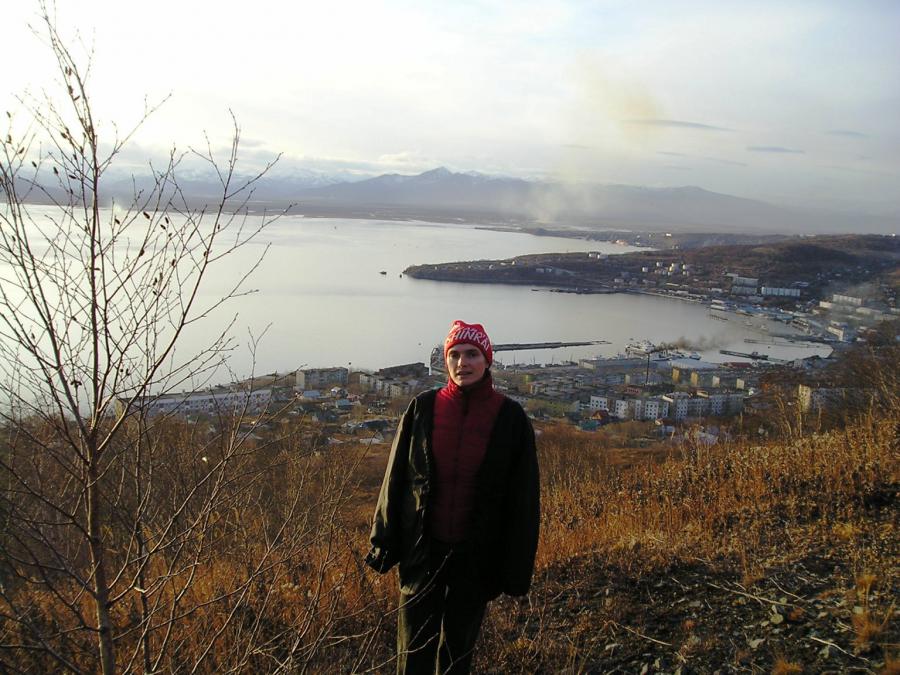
[719,349,788,364]
[493,340,610,352]
[720,349,768,360]
[431,340,610,371]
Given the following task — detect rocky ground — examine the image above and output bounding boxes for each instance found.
[484,508,898,674]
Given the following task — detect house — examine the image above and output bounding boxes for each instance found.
[333,398,354,412]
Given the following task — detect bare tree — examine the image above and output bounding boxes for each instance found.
[0,6,385,674]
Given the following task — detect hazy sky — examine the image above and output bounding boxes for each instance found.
[3,1,899,213]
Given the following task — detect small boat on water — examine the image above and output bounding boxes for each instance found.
[625,340,656,356]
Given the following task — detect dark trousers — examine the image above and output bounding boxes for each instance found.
[397,541,487,675]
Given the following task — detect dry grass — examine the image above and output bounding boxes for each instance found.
[772,657,805,674]
[474,393,898,672]
[535,408,898,577]
[2,353,897,672]
[882,654,900,675]
[849,572,895,651]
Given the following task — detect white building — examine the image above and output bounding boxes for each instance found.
[124,387,273,417]
[662,392,691,421]
[589,394,610,411]
[687,397,709,417]
[832,294,863,306]
[761,286,801,298]
[296,367,349,390]
[632,397,669,421]
[612,399,631,419]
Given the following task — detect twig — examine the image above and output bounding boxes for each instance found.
[611,621,672,647]
[707,582,787,607]
[770,579,806,602]
[669,576,689,591]
[807,636,870,662]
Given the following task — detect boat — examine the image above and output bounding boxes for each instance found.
[625,340,656,356]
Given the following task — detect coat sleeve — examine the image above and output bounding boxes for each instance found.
[364,397,415,573]
[501,404,540,596]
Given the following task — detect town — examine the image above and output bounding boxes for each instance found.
[404,234,899,332]
[122,275,896,450]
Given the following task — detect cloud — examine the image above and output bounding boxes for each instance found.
[265,151,445,178]
[658,151,746,167]
[824,164,894,177]
[826,129,868,139]
[281,155,387,174]
[704,157,748,167]
[625,119,734,132]
[375,151,436,169]
[747,146,804,154]
[238,137,268,148]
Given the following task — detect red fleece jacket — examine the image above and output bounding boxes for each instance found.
[429,373,505,543]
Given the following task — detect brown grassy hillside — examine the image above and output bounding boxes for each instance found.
[2,348,897,673]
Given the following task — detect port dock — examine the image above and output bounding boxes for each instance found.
[493,340,610,352]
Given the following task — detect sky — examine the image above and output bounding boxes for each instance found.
[2,0,899,214]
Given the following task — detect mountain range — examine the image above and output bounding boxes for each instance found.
[15,167,897,235]
[285,168,895,234]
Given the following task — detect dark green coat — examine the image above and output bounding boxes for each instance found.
[365,389,540,600]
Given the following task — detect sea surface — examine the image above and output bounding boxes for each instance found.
[189,216,828,378]
[5,208,830,383]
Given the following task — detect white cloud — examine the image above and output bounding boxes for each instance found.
[1,0,897,211]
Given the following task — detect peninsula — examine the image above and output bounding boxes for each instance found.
[404,233,900,310]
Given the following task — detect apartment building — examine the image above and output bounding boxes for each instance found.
[295,367,349,390]
[121,387,272,417]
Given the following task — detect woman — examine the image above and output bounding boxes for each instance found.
[366,320,540,674]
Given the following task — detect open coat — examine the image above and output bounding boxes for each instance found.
[365,389,540,600]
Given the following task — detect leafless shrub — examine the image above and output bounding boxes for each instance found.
[0,5,388,673]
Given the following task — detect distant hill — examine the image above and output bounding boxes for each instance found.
[290,168,896,235]
[292,167,530,209]
[12,166,897,235]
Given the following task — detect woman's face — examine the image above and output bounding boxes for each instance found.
[445,343,488,387]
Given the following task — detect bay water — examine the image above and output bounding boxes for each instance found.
[191,216,828,378]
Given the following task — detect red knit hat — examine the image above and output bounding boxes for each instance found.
[444,320,493,366]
